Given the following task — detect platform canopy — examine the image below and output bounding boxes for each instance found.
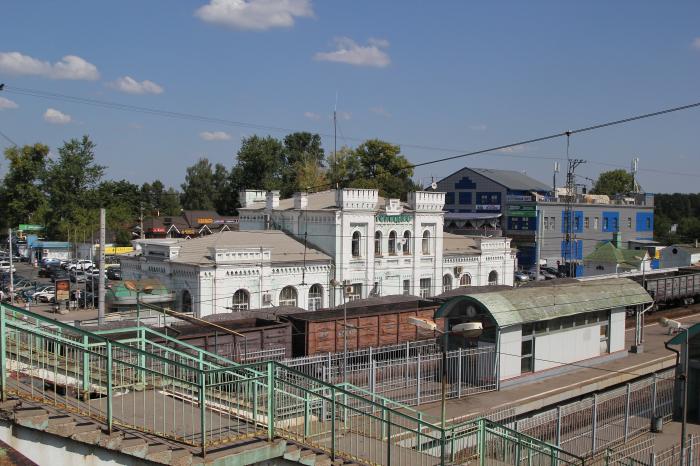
[435,278,652,328]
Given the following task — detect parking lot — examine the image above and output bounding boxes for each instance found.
[1,262,114,322]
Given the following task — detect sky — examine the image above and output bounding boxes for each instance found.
[0,0,699,194]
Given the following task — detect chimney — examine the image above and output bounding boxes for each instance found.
[266,191,280,210]
[294,192,308,210]
[612,232,622,249]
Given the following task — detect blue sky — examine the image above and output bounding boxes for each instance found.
[1,0,699,193]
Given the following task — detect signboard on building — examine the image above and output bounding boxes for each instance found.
[55,279,70,302]
[196,218,213,225]
[150,227,166,233]
[94,246,134,255]
[181,228,197,235]
[375,214,412,223]
[18,224,43,231]
[507,205,537,217]
[476,204,501,211]
[213,219,239,224]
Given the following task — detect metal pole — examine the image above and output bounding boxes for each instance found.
[441,330,448,430]
[7,229,13,305]
[98,208,106,325]
[681,328,689,466]
[624,383,631,441]
[592,393,598,452]
[343,287,348,384]
[535,208,542,280]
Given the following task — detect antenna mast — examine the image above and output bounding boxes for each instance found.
[333,92,338,187]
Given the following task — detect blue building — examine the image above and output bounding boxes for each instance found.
[437,167,655,275]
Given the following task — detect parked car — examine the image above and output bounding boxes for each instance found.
[68,260,94,271]
[106,268,121,280]
[514,271,530,283]
[542,266,566,278]
[70,270,87,283]
[50,269,69,282]
[0,261,16,274]
[31,286,56,303]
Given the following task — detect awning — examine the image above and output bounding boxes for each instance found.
[435,278,652,328]
[445,212,502,220]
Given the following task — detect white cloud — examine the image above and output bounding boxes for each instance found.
[0,97,18,110]
[693,37,700,50]
[314,37,391,68]
[43,108,72,125]
[470,124,487,132]
[109,76,164,95]
[195,0,313,30]
[0,52,99,80]
[199,130,232,141]
[498,144,527,154]
[370,106,391,118]
[303,111,320,120]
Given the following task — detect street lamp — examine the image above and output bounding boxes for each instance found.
[408,316,483,429]
[124,280,154,326]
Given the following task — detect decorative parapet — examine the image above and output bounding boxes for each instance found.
[266,191,280,210]
[209,247,271,264]
[408,191,445,212]
[239,190,267,208]
[335,188,379,210]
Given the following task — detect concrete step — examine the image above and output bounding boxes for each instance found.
[169,448,194,466]
[145,443,173,464]
[284,444,302,461]
[70,422,102,445]
[13,408,49,430]
[119,437,149,458]
[45,414,77,437]
[192,438,287,465]
[98,431,124,450]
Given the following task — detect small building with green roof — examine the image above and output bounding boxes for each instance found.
[583,241,650,277]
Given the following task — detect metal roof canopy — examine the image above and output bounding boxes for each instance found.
[666,322,700,346]
[435,278,652,328]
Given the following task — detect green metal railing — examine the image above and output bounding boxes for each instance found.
[0,302,586,465]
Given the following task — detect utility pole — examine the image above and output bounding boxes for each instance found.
[7,228,13,305]
[139,203,145,240]
[98,208,106,325]
[553,161,560,194]
[563,133,585,278]
[630,157,639,194]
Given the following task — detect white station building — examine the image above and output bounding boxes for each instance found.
[122,188,517,317]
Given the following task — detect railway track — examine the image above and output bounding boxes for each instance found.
[625,301,700,328]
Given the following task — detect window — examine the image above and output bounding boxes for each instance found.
[308,284,323,311]
[442,274,452,293]
[458,192,472,205]
[584,217,590,229]
[543,217,549,230]
[374,231,382,256]
[574,215,580,231]
[603,217,609,231]
[521,339,534,373]
[388,231,397,255]
[403,231,411,255]
[613,217,619,231]
[403,279,410,295]
[646,217,651,229]
[445,192,455,204]
[422,231,431,255]
[627,217,632,229]
[419,278,432,298]
[594,217,599,230]
[279,286,298,307]
[550,217,556,231]
[231,289,249,311]
[347,283,362,301]
[600,323,609,353]
[488,270,498,285]
[351,231,361,258]
[460,274,472,287]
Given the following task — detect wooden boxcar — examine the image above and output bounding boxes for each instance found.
[286,295,442,357]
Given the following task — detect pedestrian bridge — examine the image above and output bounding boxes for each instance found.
[0,302,586,465]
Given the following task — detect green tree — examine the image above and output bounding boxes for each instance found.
[181,158,216,210]
[327,146,361,189]
[141,180,181,216]
[0,143,50,229]
[212,163,238,215]
[591,169,634,196]
[230,135,285,192]
[281,132,325,196]
[44,136,105,238]
[350,139,415,199]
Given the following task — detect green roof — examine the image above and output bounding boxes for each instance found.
[584,242,647,268]
[435,278,651,328]
[666,322,700,346]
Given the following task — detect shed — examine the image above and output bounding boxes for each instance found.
[436,278,652,383]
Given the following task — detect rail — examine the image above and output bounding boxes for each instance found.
[0,302,584,465]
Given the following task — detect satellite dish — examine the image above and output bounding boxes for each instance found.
[431,182,438,190]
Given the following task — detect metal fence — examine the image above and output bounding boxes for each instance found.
[509,370,675,458]
[282,340,498,406]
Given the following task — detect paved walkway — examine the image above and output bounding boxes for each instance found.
[414,314,700,424]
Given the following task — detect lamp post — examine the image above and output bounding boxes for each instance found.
[680,327,689,466]
[408,317,483,429]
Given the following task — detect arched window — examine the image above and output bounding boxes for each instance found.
[374,231,382,256]
[388,231,397,255]
[231,289,249,311]
[402,231,411,255]
[351,231,361,258]
[279,286,298,307]
[422,231,431,255]
[488,271,498,285]
[442,274,452,293]
[181,290,192,313]
[308,284,323,311]
[460,274,472,287]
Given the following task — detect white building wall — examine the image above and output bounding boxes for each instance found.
[534,326,601,372]
[609,307,626,353]
[499,326,522,380]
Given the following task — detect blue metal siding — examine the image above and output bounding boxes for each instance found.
[458,192,472,205]
[445,192,455,205]
[560,210,584,234]
[602,212,620,232]
[454,177,477,189]
[560,240,583,260]
[635,212,654,232]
